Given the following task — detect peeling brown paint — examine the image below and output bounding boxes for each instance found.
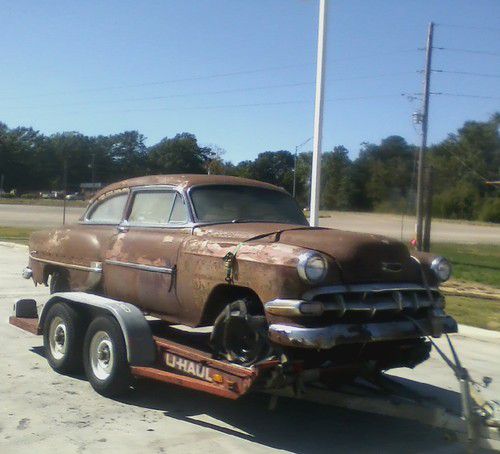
[28,174,441,330]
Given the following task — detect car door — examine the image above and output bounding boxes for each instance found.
[103,187,190,317]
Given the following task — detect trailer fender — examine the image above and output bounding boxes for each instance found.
[39,292,156,366]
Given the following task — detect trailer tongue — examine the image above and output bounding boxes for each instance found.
[9,295,500,452]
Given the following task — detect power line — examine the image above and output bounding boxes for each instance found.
[436,23,500,33]
[438,92,500,100]
[4,73,416,110]
[0,49,420,101]
[435,47,500,57]
[442,147,490,183]
[59,93,403,116]
[434,69,500,79]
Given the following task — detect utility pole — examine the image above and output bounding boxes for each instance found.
[62,157,68,225]
[91,153,96,184]
[422,167,433,251]
[309,0,328,227]
[293,137,312,198]
[415,21,434,251]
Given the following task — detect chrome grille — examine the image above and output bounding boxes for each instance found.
[304,283,441,319]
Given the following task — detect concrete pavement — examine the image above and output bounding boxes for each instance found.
[1,243,499,453]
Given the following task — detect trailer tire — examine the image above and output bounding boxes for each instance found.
[83,315,132,397]
[43,302,85,374]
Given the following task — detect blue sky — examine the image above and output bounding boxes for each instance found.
[1,0,499,163]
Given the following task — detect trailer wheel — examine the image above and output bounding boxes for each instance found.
[43,302,85,374]
[83,315,132,397]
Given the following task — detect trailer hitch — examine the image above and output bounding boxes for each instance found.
[406,315,499,450]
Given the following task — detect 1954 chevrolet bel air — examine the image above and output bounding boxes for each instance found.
[25,174,457,368]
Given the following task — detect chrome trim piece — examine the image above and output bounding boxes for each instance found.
[105,259,173,274]
[265,299,306,316]
[265,292,437,318]
[302,283,438,301]
[29,255,102,273]
[268,316,458,349]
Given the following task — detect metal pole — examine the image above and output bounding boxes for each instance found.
[91,153,96,184]
[415,22,434,250]
[309,0,328,227]
[62,157,68,225]
[422,167,433,252]
[292,137,312,199]
[293,145,298,198]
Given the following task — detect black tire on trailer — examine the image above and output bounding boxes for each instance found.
[43,302,85,374]
[83,315,132,397]
[50,270,69,294]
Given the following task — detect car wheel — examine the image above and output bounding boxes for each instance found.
[43,302,85,374]
[50,270,69,294]
[83,315,132,397]
[211,299,272,366]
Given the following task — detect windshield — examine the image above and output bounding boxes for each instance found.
[190,185,308,225]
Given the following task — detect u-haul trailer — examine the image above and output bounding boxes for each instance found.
[9,292,500,452]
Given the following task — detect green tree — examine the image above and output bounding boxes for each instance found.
[147,133,213,174]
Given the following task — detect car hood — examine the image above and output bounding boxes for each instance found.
[195,223,420,283]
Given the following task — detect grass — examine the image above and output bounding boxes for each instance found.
[0,226,34,244]
[0,198,87,207]
[431,243,500,288]
[445,295,500,331]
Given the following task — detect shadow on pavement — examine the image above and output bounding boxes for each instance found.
[116,378,464,454]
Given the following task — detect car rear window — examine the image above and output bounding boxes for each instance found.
[87,193,128,224]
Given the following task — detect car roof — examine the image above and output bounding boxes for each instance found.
[90,174,286,202]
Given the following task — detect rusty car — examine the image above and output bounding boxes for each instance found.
[24,174,457,387]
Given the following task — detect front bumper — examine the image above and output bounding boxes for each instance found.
[268,316,458,349]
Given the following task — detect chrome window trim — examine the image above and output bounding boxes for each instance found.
[303,283,439,301]
[29,255,102,273]
[105,259,173,274]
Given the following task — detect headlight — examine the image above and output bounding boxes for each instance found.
[297,251,328,284]
[431,257,452,282]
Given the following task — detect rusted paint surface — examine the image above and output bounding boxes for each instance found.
[28,174,443,328]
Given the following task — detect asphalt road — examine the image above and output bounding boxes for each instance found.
[1,242,499,453]
[1,203,500,243]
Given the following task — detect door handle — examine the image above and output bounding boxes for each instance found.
[117,224,129,233]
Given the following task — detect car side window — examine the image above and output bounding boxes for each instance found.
[169,193,188,224]
[127,191,183,225]
[87,193,128,224]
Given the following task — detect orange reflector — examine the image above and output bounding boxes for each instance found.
[212,374,224,384]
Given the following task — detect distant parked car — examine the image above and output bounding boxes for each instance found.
[25,174,456,371]
[65,192,84,201]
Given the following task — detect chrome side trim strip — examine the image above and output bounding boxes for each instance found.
[29,255,102,273]
[105,259,173,274]
[303,283,439,300]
